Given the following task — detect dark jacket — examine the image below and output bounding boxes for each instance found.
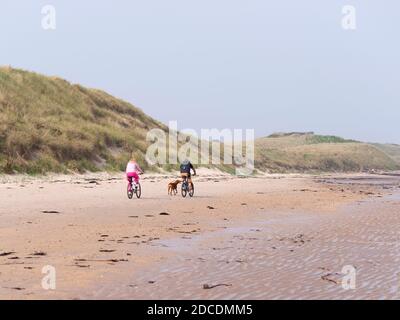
[180,162,195,175]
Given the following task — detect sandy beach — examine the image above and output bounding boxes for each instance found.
[1,170,400,300]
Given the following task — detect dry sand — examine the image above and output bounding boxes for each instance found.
[0,170,400,300]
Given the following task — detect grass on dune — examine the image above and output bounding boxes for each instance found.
[1,67,399,175]
[255,133,400,173]
[0,66,165,174]
[372,143,400,164]
[0,67,236,175]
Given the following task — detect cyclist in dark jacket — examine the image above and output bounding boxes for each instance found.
[180,159,196,188]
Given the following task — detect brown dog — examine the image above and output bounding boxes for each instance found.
[168,179,181,195]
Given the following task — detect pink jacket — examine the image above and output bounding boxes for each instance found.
[126,161,143,174]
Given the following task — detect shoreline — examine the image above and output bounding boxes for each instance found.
[2,168,399,183]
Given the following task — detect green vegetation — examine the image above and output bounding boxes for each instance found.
[1,67,399,175]
[0,66,166,174]
[372,143,400,164]
[255,133,400,173]
[306,134,357,144]
[0,67,235,175]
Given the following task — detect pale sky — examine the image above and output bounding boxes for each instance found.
[1,1,399,143]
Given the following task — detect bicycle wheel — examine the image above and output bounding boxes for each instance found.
[135,182,142,199]
[127,183,133,199]
[181,182,187,198]
[189,183,195,197]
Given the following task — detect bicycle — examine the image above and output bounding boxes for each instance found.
[181,175,194,198]
[127,177,142,199]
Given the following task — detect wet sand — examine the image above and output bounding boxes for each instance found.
[0,170,399,299]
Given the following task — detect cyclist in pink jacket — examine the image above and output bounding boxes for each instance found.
[126,157,143,186]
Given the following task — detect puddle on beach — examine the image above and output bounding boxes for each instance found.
[154,213,316,253]
[319,174,400,187]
